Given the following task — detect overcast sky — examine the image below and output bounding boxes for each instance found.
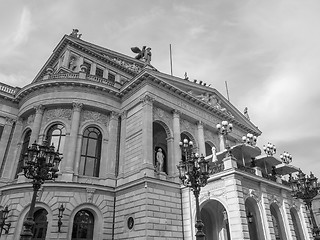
[0,0,319,177]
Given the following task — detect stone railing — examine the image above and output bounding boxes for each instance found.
[0,82,17,95]
[262,172,277,182]
[42,73,115,87]
[209,162,225,175]
[238,165,256,175]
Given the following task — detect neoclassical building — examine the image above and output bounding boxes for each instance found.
[0,30,314,239]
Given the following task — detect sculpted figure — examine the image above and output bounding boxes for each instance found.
[69,29,82,39]
[155,148,165,172]
[131,46,152,64]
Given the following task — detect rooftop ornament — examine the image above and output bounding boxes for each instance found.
[290,170,320,239]
[131,46,152,64]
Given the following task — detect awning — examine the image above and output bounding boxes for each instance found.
[254,155,282,173]
[216,144,261,164]
[275,163,300,175]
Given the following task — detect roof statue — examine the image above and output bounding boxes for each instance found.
[69,29,82,39]
[184,72,189,80]
[244,107,250,120]
[131,46,152,64]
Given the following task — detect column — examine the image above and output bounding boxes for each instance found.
[0,117,15,175]
[29,105,45,144]
[102,111,119,179]
[64,102,82,181]
[90,62,96,75]
[62,49,70,68]
[141,94,154,169]
[118,110,127,179]
[172,110,181,175]
[259,183,274,240]
[197,121,205,155]
[103,68,109,79]
[166,137,174,177]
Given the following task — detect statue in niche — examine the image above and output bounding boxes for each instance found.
[69,29,82,39]
[68,56,77,71]
[131,46,152,64]
[155,147,165,173]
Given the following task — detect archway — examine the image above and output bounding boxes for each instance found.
[200,200,230,240]
[290,208,305,240]
[245,197,265,240]
[270,203,287,240]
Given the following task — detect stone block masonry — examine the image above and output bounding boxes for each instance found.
[114,180,183,240]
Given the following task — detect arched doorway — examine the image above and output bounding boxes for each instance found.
[245,197,265,240]
[290,208,305,240]
[201,200,230,240]
[270,203,287,240]
[32,208,48,240]
[153,122,168,174]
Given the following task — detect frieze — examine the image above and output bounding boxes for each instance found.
[180,119,196,135]
[153,107,172,128]
[43,108,72,124]
[81,110,109,126]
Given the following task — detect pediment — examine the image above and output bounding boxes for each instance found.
[124,70,261,135]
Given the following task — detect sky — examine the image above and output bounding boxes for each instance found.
[0,0,319,177]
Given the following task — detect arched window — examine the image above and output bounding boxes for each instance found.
[46,124,66,154]
[79,127,102,177]
[32,209,48,240]
[15,129,32,178]
[72,210,94,240]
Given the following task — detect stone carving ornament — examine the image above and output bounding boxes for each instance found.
[153,107,172,129]
[81,110,109,127]
[180,119,196,135]
[43,108,72,124]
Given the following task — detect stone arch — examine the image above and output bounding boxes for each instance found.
[270,202,287,240]
[180,131,197,149]
[245,197,265,240]
[204,140,217,158]
[41,119,70,140]
[79,121,108,140]
[200,199,230,240]
[68,203,104,240]
[14,201,53,239]
[153,119,172,138]
[290,207,305,240]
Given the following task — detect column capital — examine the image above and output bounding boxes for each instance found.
[172,109,181,117]
[34,104,45,114]
[5,117,15,125]
[72,102,83,112]
[197,121,203,127]
[140,94,155,105]
[120,110,128,119]
[110,111,120,121]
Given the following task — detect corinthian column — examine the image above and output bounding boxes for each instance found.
[30,105,45,144]
[172,110,181,176]
[141,94,154,170]
[197,121,205,155]
[64,102,82,181]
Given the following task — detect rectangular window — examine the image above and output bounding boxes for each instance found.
[0,125,3,140]
[108,72,115,82]
[96,67,104,78]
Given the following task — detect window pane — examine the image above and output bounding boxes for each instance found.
[81,138,88,155]
[79,156,86,175]
[85,157,95,176]
[87,139,97,157]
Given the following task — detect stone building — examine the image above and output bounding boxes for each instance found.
[0,31,314,239]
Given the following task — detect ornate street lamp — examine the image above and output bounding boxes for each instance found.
[263,142,276,156]
[290,170,320,239]
[242,133,257,146]
[20,140,62,240]
[177,139,210,240]
[0,206,11,235]
[216,121,233,156]
[280,151,292,164]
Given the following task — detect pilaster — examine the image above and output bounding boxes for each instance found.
[140,94,154,174]
[172,110,181,175]
[29,105,45,144]
[260,183,275,240]
[118,110,127,180]
[63,102,82,182]
[197,121,205,155]
[281,190,295,240]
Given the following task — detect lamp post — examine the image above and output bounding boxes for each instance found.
[0,206,11,236]
[177,139,210,240]
[290,170,320,239]
[20,140,62,240]
[242,133,257,146]
[263,142,276,156]
[280,151,292,164]
[216,121,233,156]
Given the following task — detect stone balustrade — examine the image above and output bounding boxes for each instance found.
[0,82,18,95]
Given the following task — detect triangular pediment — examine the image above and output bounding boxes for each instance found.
[123,70,261,135]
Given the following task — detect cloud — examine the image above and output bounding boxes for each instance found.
[13,7,34,46]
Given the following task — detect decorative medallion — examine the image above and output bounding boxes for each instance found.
[81,110,109,127]
[86,188,96,203]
